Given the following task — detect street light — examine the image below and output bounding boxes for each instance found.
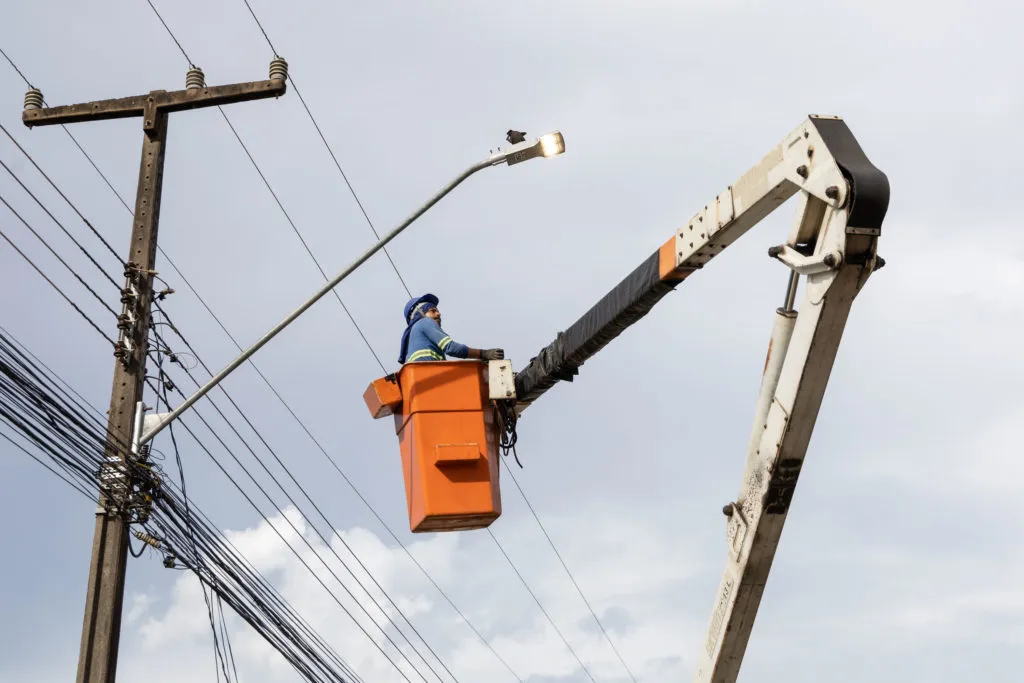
[499,131,566,166]
[138,129,565,446]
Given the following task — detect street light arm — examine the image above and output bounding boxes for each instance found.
[139,153,498,445]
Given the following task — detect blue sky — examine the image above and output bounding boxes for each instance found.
[1,1,1022,682]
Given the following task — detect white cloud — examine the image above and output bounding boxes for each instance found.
[111,503,708,683]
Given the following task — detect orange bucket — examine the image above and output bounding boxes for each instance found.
[365,361,502,532]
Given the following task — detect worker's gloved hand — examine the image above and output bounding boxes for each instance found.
[481,348,505,361]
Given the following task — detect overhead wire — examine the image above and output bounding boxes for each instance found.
[144,333,428,681]
[228,7,626,679]
[0,323,107,420]
[5,26,626,683]
[0,157,122,288]
[0,190,119,317]
[0,427,95,500]
[486,528,598,683]
[213,109,387,374]
[217,592,242,683]
[0,203,113,344]
[0,328,366,683]
[143,0,195,66]
[501,460,638,682]
[0,332,144,496]
[139,379,366,683]
[4,35,512,681]
[145,377,411,682]
[0,45,33,86]
[147,324,450,683]
[236,0,411,297]
[149,312,456,683]
[154,346,238,683]
[1,104,369,680]
[0,71,505,680]
[0,122,125,264]
[150,474,367,683]
[148,485,366,683]
[129,6,483,680]
[151,4,615,679]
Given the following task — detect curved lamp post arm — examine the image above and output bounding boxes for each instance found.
[139,131,565,445]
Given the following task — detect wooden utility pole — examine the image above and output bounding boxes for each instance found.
[21,59,288,683]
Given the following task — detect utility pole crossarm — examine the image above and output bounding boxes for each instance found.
[22,78,287,127]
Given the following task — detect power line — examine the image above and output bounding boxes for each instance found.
[238,0,278,56]
[154,346,238,683]
[0,156,121,288]
[143,331,433,683]
[147,9,601,680]
[0,323,105,421]
[0,74,518,680]
[141,373,366,683]
[151,387,416,682]
[0,189,119,317]
[0,122,125,265]
[0,332,366,683]
[237,0,411,297]
[501,461,637,682]
[1,328,365,683]
[126,11,482,677]
[130,0,391,374]
[0,45,33,86]
[487,528,598,683]
[148,323,453,683]
[213,18,621,677]
[0,427,95,500]
[210,11,610,676]
[213,107,388,373]
[5,30,618,683]
[1,118,376,678]
[143,0,194,66]
[156,477,367,683]
[6,38,477,683]
[0,204,113,344]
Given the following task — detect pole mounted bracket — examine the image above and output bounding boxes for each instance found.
[141,411,171,444]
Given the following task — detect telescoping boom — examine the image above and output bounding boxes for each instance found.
[513,114,889,683]
[364,114,889,682]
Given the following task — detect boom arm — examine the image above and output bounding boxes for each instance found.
[511,115,889,682]
[513,115,887,407]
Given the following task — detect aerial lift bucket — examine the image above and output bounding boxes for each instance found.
[363,360,515,533]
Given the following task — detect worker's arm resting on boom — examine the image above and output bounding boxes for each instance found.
[407,317,503,362]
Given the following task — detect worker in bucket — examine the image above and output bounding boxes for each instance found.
[398,293,504,364]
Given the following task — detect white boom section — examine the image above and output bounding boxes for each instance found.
[696,199,875,683]
[664,118,886,683]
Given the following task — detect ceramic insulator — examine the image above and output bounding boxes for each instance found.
[269,56,288,82]
[185,67,205,89]
[23,88,43,110]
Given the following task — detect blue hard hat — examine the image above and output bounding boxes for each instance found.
[403,293,439,324]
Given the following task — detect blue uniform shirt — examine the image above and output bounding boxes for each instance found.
[403,317,470,362]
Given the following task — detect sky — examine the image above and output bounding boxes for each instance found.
[1,0,1022,682]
